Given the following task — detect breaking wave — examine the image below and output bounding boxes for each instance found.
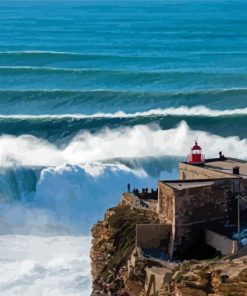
[0,122,246,236]
[1,105,247,119]
[2,121,247,233]
[0,122,247,167]
[0,163,152,234]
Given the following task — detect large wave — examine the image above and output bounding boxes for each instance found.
[0,121,246,235]
[2,106,247,144]
[0,162,156,234]
[3,121,247,235]
[0,122,247,167]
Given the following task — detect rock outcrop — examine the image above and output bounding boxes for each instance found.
[91,203,247,296]
[90,204,158,295]
[160,256,247,296]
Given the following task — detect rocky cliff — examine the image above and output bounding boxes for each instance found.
[90,203,247,296]
[90,204,158,295]
[161,256,247,296]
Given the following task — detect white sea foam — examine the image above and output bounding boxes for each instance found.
[0,162,157,296]
[0,105,247,119]
[0,162,152,233]
[0,121,246,167]
[0,163,154,296]
[0,235,91,296]
[1,122,247,296]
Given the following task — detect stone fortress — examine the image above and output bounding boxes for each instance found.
[123,141,247,259]
[91,142,247,296]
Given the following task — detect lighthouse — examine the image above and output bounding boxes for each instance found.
[187,140,205,165]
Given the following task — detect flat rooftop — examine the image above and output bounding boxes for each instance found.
[203,157,247,178]
[160,179,215,190]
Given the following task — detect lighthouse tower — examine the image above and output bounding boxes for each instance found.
[187,140,205,165]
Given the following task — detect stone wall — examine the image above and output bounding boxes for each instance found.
[179,163,234,180]
[158,180,232,256]
[175,183,230,252]
[136,224,171,249]
[145,266,173,296]
[91,194,247,295]
[205,229,238,255]
[175,183,228,226]
[157,182,175,224]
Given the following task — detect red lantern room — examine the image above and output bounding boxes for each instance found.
[187,141,205,164]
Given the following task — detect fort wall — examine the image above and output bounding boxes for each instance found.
[136,224,171,249]
[158,180,231,256]
[205,229,238,255]
[179,162,235,180]
[157,182,175,224]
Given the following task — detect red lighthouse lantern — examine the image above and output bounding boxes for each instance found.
[187,141,205,164]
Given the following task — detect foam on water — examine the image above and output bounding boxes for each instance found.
[0,163,155,296]
[0,122,247,167]
[0,122,246,235]
[0,235,91,296]
[0,162,153,234]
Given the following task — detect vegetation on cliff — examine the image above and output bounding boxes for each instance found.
[91,204,158,295]
[106,206,158,275]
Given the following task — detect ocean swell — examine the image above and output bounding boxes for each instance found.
[0,89,246,115]
[1,105,247,119]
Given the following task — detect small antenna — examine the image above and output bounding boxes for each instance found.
[194,137,198,144]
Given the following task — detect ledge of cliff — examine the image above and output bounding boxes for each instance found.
[90,203,247,296]
[90,204,158,295]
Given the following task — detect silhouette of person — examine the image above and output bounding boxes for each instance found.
[219,151,225,160]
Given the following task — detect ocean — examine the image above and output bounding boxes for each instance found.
[0,0,247,295]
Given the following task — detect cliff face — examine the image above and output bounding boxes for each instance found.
[161,256,247,296]
[90,203,247,296]
[90,204,158,295]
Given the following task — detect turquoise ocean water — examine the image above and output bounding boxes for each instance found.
[0,1,247,140]
[1,1,247,137]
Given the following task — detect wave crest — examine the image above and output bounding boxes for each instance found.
[1,106,247,119]
[0,122,246,167]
